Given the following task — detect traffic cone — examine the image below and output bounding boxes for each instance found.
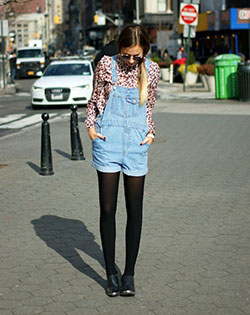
[40,113,54,175]
[70,105,85,160]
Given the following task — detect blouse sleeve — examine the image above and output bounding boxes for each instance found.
[85,56,110,129]
[146,61,160,135]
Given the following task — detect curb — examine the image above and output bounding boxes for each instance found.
[0,84,16,96]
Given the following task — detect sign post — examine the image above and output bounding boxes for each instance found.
[0,20,8,89]
[179,2,199,91]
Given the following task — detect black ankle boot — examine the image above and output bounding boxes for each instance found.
[120,275,136,296]
[106,274,120,297]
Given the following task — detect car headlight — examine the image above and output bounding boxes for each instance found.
[73,84,90,91]
[32,86,43,91]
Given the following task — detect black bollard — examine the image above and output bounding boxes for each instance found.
[40,113,54,175]
[70,105,85,160]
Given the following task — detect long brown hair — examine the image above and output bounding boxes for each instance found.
[117,24,150,105]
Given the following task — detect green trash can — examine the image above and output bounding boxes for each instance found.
[214,54,241,99]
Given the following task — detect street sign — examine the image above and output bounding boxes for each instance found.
[183,24,196,38]
[179,3,199,26]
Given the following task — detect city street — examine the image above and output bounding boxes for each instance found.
[0,78,86,138]
[1,84,250,315]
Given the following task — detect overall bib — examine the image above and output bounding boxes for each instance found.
[92,56,151,176]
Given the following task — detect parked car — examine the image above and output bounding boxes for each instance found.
[31,58,94,108]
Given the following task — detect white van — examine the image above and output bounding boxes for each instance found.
[16,47,46,78]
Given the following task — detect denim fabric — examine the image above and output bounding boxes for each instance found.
[92,56,150,176]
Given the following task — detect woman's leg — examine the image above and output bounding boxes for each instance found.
[123,173,145,276]
[97,170,120,276]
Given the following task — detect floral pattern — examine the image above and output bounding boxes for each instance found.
[85,55,160,135]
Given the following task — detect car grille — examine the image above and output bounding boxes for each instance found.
[45,88,70,101]
[21,62,40,71]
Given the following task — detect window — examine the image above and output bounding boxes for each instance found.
[17,49,43,58]
[158,0,166,12]
[158,0,172,13]
[44,63,91,76]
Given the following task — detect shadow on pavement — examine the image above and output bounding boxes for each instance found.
[54,149,72,160]
[26,161,40,174]
[31,215,106,289]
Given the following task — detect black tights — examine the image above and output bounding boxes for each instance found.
[97,171,145,276]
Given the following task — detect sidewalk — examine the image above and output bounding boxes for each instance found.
[1,96,250,314]
[157,80,215,99]
[156,80,250,117]
[0,84,16,96]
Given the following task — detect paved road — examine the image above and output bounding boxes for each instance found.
[1,88,250,314]
[0,78,84,138]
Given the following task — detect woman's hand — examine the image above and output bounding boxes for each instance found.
[88,127,106,141]
[140,134,154,146]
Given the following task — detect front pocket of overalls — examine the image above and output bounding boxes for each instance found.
[125,97,140,117]
[109,95,140,117]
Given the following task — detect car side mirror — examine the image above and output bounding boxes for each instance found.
[36,71,43,77]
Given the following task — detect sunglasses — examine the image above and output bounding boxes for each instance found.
[121,54,143,63]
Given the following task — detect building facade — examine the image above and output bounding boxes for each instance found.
[0,0,71,52]
[178,0,250,63]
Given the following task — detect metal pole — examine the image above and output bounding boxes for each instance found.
[249,18,250,60]
[47,0,50,52]
[1,19,6,89]
[136,0,140,24]
[235,33,238,55]
[183,25,191,92]
[183,0,196,92]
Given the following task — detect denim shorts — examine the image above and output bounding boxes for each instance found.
[92,124,149,176]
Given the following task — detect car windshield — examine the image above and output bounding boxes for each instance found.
[17,49,43,58]
[43,64,91,76]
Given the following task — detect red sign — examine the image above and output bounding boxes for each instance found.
[179,3,199,26]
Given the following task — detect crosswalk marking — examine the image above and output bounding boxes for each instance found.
[15,92,31,97]
[0,114,26,124]
[0,113,57,129]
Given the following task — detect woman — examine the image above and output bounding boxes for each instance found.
[85,24,160,297]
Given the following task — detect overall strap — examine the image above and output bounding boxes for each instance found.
[111,55,118,83]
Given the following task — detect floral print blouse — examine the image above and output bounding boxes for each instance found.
[85,55,160,135]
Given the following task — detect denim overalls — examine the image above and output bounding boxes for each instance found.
[92,55,151,176]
